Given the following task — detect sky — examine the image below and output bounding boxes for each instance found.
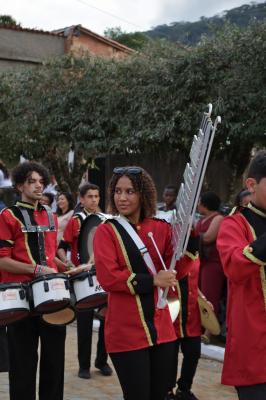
[0,0,265,35]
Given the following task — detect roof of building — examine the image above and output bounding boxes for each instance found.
[0,23,134,54]
[53,25,135,54]
[0,24,60,36]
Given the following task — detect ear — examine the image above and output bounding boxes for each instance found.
[16,184,23,193]
[245,178,257,194]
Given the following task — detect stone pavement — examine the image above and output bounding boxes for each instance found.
[0,322,237,400]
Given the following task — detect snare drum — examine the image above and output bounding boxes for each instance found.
[30,273,70,314]
[0,282,30,325]
[69,270,107,310]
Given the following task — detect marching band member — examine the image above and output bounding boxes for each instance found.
[217,150,266,400]
[0,162,66,400]
[93,166,196,400]
[196,192,226,344]
[57,183,112,379]
[166,232,201,400]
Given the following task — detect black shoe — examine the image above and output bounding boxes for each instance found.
[165,391,176,400]
[78,368,91,379]
[95,363,113,376]
[175,389,199,400]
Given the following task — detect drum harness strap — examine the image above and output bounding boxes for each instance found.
[75,211,88,222]
[17,205,56,267]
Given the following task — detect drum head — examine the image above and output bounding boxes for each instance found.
[198,295,221,335]
[42,307,76,326]
[78,214,105,264]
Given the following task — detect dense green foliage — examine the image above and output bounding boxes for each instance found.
[104,27,150,50]
[0,22,265,191]
[146,2,266,45]
[0,15,19,26]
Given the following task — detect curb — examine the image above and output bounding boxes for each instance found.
[201,343,224,362]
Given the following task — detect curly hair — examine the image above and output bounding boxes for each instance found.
[108,166,157,220]
[12,162,50,188]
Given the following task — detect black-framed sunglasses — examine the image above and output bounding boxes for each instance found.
[113,167,142,175]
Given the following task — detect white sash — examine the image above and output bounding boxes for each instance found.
[115,216,157,275]
[114,216,163,302]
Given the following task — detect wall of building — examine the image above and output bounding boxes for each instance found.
[70,33,129,59]
[0,28,65,71]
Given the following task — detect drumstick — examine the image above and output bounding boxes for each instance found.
[64,264,89,276]
[147,232,176,292]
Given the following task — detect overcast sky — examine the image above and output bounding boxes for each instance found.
[0,0,265,34]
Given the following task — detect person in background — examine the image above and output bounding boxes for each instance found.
[40,192,54,208]
[57,183,112,380]
[43,174,59,212]
[196,191,226,344]
[234,188,252,208]
[0,160,12,189]
[217,150,266,400]
[158,185,178,211]
[157,185,178,223]
[166,230,201,400]
[56,192,75,244]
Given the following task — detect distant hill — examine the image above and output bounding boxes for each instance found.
[146,2,266,45]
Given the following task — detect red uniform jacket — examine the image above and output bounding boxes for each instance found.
[60,216,81,267]
[94,217,197,353]
[0,201,58,283]
[174,257,201,339]
[59,210,91,266]
[217,208,266,386]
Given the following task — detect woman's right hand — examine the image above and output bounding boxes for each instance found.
[153,270,177,288]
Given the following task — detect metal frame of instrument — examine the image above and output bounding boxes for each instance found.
[158,104,221,308]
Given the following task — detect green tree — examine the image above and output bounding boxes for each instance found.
[0,22,265,194]
[104,26,149,50]
[0,15,19,25]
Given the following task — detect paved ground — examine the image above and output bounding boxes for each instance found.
[0,322,237,400]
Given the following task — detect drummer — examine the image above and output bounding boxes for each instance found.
[0,161,66,400]
[57,183,112,379]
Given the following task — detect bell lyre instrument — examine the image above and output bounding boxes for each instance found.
[158,104,221,309]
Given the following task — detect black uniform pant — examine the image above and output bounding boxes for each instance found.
[7,316,66,400]
[110,340,176,400]
[168,336,201,392]
[236,383,266,400]
[77,309,107,370]
[0,326,9,372]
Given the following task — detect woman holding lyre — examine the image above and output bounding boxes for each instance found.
[93,166,197,400]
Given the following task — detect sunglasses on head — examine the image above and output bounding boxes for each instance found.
[113,167,142,175]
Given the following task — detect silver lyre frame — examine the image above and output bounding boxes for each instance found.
[158,104,221,309]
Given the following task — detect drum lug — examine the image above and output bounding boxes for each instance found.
[43,281,49,292]
[65,280,70,290]
[19,289,26,300]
